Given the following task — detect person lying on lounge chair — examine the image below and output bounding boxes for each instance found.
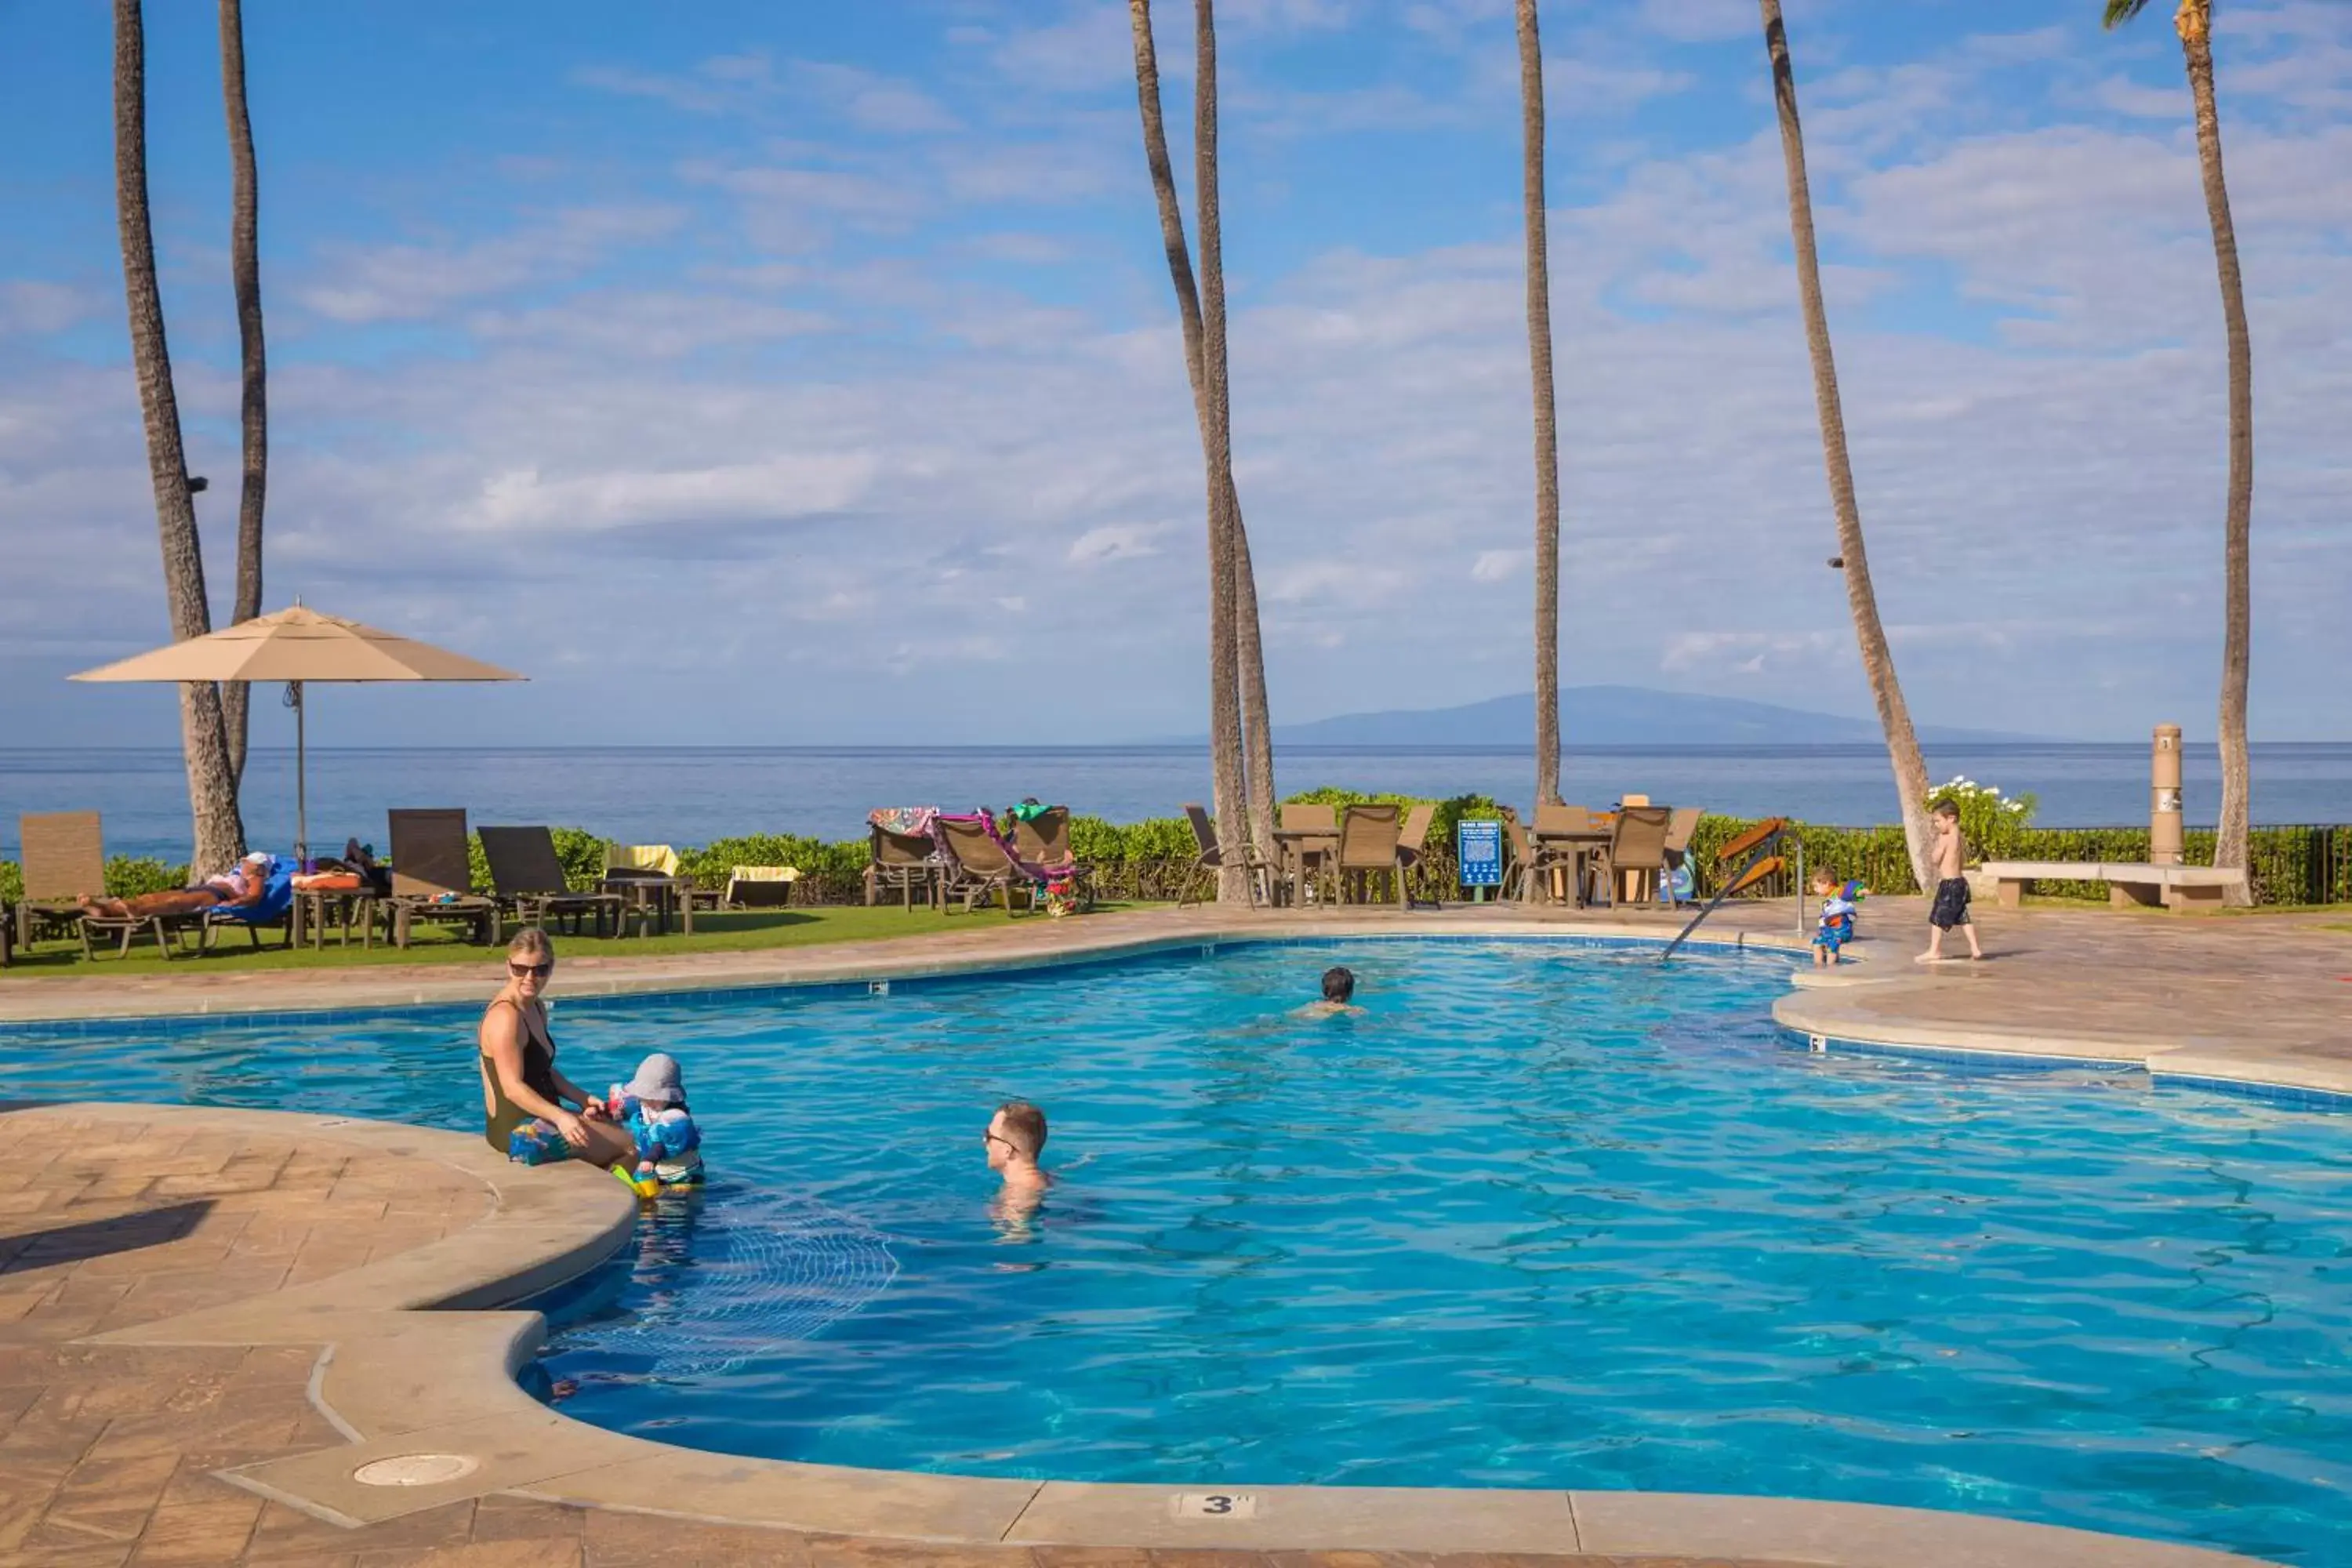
[78,852,270,920]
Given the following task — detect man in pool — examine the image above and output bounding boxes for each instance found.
[1296,966,1366,1018]
[985,1099,1051,1194]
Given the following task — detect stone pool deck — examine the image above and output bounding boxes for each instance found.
[2,898,2340,1566]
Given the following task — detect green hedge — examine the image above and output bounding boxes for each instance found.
[8,814,2341,913]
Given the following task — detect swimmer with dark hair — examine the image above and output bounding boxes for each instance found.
[1296,965,1367,1018]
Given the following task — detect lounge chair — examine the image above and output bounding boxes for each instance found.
[17,811,201,960]
[1179,804,1269,908]
[386,809,501,949]
[868,824,942,910]
[1336,803,1403,906]
[1394,802,1436,908]
[725,866,800,909]
[201,856,297,953]
[1661,807,1703,906]
[1590,805,1674,907]
[480,826,622,938]
[1009,806,1095,912]
[935,815,1034,914]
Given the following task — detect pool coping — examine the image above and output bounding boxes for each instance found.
[50,1099,2273,1567]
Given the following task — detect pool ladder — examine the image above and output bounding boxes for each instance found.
[1661,818,1791,961]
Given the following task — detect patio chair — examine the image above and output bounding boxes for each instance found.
[386,809,501,949]
[935,816,1034,915]
[1277,802,1339,906]
[1661,807,1703,906]
[1590,805,1674,908]
[201,855,298,953]
[480,826,622,938]
[1179,804,1269,908]
[1499,810,1534,902]
[1393,802,1436,908]
[17,811,201,960]
[725,865,801,909]
[868,824,942,910]
[1336,803,1403,906]
[1009,806,1095,912]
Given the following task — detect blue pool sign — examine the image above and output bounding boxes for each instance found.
[1457,818,1504,889]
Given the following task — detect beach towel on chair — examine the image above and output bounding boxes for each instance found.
[869,808,939,840]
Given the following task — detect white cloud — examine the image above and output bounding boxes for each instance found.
[0,281,92,336]
[1069,523,1169,564]
[296,205,685,323]
[1471,548,1526,583]
[467,454,880,533]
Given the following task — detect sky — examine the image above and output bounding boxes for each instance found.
[1,0,2347,750]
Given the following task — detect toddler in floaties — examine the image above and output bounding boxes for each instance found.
[604,1052,705,1199]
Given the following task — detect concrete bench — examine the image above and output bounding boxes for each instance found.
[1980,860,2252,913]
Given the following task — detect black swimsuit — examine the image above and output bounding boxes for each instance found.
[481,997,563,1152]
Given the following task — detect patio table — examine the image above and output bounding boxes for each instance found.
[1529,818,1613,906]
[294,887,383,950]
[598,873,695,938]
[1271,827,1339,907]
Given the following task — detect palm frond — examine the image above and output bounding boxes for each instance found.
[2103,0,2153,27]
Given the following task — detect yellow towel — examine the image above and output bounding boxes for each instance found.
[605,844,681,877]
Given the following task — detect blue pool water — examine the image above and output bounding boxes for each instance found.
[2,939,2347,1564]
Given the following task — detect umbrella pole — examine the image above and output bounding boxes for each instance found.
[290,680,307,868]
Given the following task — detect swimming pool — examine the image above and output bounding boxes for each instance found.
[3,938,2346,1564]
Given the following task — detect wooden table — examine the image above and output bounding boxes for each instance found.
[598,873,695,938]
[293,887,383,949]
[1270,828,1338,906]
[1528,822,1613,906]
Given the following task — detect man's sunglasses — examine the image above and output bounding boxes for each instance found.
[983,1131,1018,1151]
[509,960,554,978]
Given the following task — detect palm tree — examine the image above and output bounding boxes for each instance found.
[1190,1,1278,862]
[1756,0,1935,889]
[1516,0,1563,809]
[1127,0,1264,901]
[114,0,245,874]
[219,0,268,786]
[2106,0,2252,873]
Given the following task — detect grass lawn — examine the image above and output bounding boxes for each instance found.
[0,903,1144,980]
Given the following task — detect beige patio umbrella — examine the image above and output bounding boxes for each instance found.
[71,604,524,863]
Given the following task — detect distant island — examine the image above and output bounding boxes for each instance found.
[1258,686,2038,747]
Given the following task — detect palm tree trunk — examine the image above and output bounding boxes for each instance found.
[220,0,267,786]
[1518,0,1563,810]
[1758,0,1934,890]
[115,0,245,876]
[2176,0,2252,873]
[1128,0,1248,902]
[1192,1,1276,862]
[1231,484,1277,860]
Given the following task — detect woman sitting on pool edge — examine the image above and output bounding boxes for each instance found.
[481,927,633,1170]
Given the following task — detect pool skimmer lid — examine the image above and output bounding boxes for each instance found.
[352,1453,481,1487]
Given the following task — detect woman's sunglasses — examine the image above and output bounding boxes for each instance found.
[508,960,554,978]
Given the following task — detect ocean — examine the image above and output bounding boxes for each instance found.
[4,743,2348,863]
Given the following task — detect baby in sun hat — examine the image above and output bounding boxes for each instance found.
[604,1052,704,1198]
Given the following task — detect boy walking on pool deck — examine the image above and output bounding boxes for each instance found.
[1920,798,1984,964]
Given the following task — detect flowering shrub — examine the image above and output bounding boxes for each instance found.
[1926,776,2038,861]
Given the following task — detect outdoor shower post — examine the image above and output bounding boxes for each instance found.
[2151,724,2183,867]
